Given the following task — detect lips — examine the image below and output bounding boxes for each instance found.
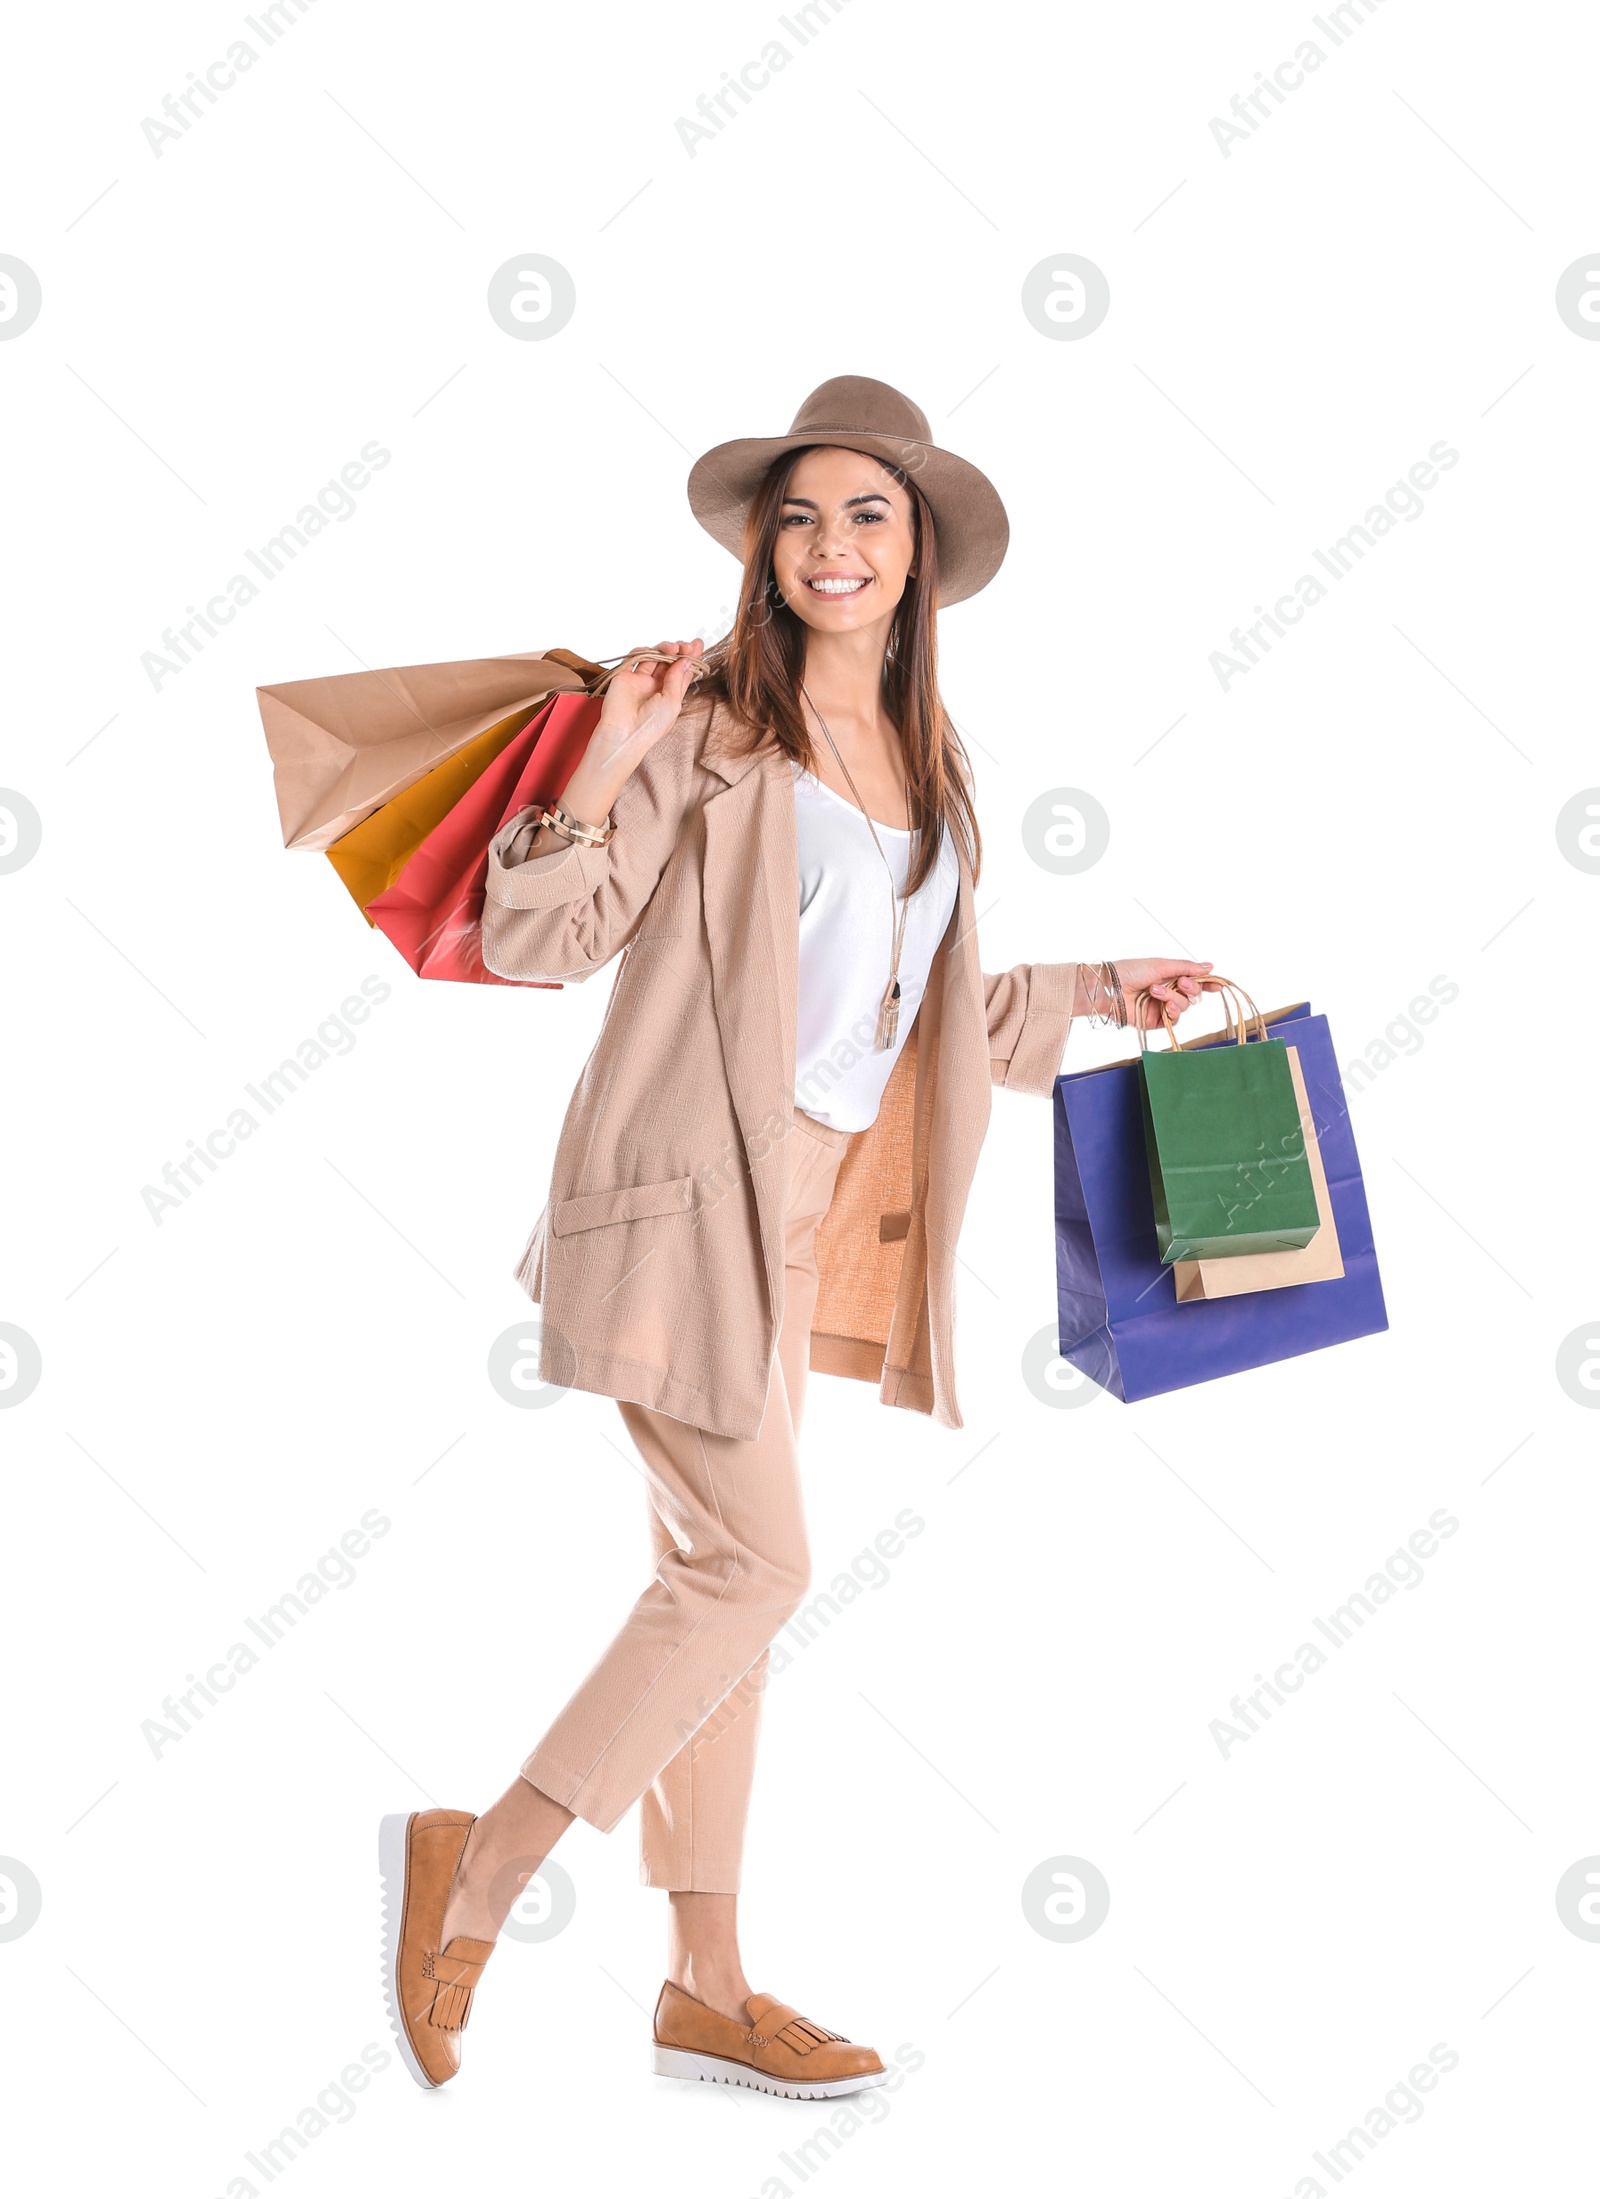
[806,574,870,596]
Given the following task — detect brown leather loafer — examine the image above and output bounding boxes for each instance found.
[652,1980,887,2099]
[379,1810,496,2090]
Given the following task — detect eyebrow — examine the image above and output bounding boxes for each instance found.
[780,491,892,510]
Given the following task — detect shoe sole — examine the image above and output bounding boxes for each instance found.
[378,1812,441,2092]
[651,2044,890,2099]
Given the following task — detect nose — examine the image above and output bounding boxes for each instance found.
[809,512,858,561]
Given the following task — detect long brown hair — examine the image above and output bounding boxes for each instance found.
[694,446,981,893]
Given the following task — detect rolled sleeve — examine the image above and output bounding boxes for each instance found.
[486,808,613,911]
[986,960,1078,1095]
[479,718,704,982]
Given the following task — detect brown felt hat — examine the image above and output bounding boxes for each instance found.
[686,374,1009,606]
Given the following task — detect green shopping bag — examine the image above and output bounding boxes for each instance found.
[1137,980,1320,1263]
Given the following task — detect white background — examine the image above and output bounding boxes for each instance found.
[3,0,1597,2192]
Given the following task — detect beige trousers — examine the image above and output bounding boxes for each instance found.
[520,1107,850,1892]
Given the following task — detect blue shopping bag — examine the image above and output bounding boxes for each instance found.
[1054,1004,1387,1401]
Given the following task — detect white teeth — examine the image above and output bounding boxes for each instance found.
[809,577,868,594]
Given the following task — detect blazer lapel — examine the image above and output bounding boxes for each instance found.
[878,837,989,1405]
[700,739,798,1327]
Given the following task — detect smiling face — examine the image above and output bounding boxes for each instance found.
[768,445,918,637]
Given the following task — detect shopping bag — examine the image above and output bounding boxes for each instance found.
[1172,1045,1344,1301]
[323,705,539,916]
[367,690,602,986]
[257,647,602,851]
[1139,984,1320,1261]
[1054,1004,1386,1401]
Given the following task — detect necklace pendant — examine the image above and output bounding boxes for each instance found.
[875,977,901,1052]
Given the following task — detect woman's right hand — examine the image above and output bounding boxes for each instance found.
[559,639,705,823]
[580,637,698,782]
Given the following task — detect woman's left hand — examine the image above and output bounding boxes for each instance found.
[1098,958,1215,1029]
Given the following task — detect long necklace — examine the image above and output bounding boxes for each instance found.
[800,684,911,1051]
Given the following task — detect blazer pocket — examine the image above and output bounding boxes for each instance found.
[550,1174,695,1237]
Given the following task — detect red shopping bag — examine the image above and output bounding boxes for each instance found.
[367,690,601,987]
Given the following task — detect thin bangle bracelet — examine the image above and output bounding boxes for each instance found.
[537,800,616,849]
[1080,959,1127,1029]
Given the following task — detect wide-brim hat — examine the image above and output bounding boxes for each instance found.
[686,374,1008,606]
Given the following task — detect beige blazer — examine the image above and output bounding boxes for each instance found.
[481,695,1077,1442]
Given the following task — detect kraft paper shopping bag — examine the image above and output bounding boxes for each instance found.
[367,690,601,986]
[1138,981,1320,1261]
[1053,1004,1386,1401]
[257,646,602,850]
[1172,1045,1344,1302]
[323,705,539,916]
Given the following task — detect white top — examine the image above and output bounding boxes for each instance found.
[791,762,961,1133]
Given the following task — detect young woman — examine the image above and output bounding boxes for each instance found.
[380,376,1212,2097]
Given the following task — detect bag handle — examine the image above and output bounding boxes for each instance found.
[1133,975,1269,1053]
[587,648,716,697]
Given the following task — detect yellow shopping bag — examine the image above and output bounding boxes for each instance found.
[323,706,538,918]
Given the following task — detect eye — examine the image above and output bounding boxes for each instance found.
[780,512,812,527]
[854,509,887,523]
